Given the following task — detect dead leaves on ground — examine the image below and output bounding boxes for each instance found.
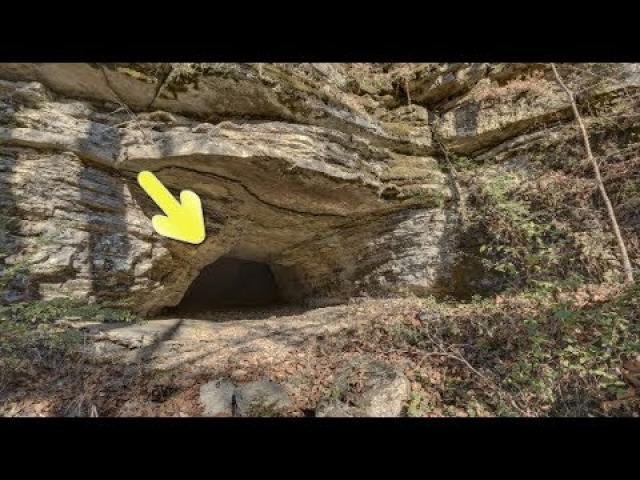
[604,355,640,412]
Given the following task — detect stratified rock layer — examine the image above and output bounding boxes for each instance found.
[1,63,638,314]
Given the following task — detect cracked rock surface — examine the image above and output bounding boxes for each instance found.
[316,356,410,417]
[1,63,638,313]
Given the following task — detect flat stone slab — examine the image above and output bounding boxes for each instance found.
[80,302,391,372]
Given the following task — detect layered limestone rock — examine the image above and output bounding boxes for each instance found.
[0,66,452,314]
[1,63,638,315]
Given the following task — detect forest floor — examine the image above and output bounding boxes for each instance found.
[1,282,639,417]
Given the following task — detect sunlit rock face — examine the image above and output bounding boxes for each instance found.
[1,63,637,314]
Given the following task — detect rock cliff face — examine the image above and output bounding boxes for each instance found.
[1,63,638,315]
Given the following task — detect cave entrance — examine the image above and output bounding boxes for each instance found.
[172,256,285,314]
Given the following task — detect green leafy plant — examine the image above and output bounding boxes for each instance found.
[466,172,570,290]
[0,298,140,324]
[407,391,429,417]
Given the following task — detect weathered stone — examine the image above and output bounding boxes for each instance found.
[234,378,292,417]
[406,63,490,108]
[315,399,364,417]
[434,77,570,154]
[198,379,234,417]
[0,63,434,155]
[2,63,638,314]
[317,357,410,417]
[0,72,454,314]
[418,311,440,323]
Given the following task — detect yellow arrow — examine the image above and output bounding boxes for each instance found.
[137,170,206,245]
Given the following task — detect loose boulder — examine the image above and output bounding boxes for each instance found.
[198,378,235,417]
[316,357,410,417]
[234,378,292,417]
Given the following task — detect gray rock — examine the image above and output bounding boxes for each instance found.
[315,400,364,417]
[316,357,410,417]
[418,311,440,323]
[234,378,292,417]
[198,379,235,417]
[358,370,411,417]
[2,63,632,315]
[0,69,453,316]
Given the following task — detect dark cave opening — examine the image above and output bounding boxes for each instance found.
[172,256,285,314]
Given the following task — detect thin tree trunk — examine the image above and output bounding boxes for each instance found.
[551,63,634,284]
